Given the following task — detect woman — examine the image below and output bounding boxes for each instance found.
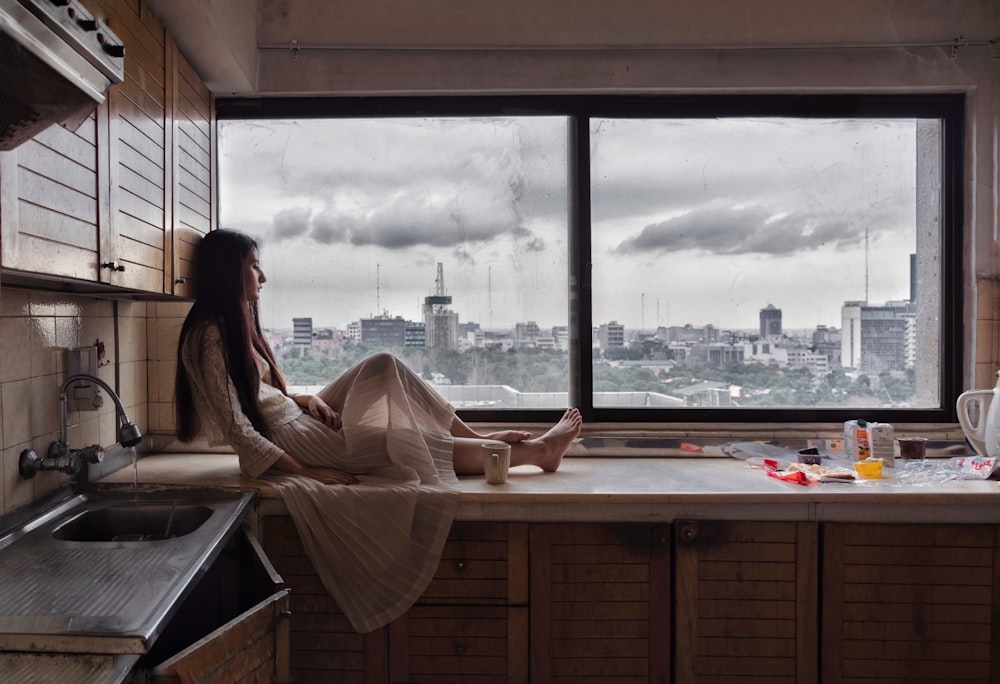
[175,229,581,633]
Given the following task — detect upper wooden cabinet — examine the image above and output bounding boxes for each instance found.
[0,0,213,297]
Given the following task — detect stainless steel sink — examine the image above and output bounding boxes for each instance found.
[0,488,255,654]
[51,502,214,542]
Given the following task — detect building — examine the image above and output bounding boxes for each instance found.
[422,263,458,349]
[841,300,916,373]
[361,315,408,346]
[597,321,625,351]
[514,321,541,349]
[292,317,312,346]
[759,304,782,339]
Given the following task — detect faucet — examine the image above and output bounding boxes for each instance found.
[19,374,143,479]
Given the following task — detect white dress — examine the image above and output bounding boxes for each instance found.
[181,321,460,633]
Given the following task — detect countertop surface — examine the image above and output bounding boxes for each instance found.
[97,451,1000,524]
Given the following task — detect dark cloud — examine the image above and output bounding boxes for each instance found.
[272,206,311,240]
[615,202,875,256]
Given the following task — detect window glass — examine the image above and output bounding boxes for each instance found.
[219,117,571,407]
[590,117,941,409]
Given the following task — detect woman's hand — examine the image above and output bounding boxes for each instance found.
[272,453,356,485]
[304,395,342,430]
[302,464,357,485]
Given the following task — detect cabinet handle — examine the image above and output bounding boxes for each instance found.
[102,261,125,272]
[455,560,466,571]
[454,642,466,656]
[678,521,699,543]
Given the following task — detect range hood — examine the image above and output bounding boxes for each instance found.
[0,0,124,151]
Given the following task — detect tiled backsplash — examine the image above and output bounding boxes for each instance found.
[0,287,192,516]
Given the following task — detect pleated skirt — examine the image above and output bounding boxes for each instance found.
[264,352,461,633]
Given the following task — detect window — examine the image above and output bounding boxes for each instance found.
[218,95,962,424]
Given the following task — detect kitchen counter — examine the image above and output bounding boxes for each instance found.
[97,451,1000,524]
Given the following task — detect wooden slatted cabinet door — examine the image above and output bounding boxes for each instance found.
[260,515,387,684]
[389,522,530,684]
[530,523,671,684]
[0,113,102,280]
[168,39,214,298]
[821,523,998,684]
[674,520,818,684]
[92,0,169,292]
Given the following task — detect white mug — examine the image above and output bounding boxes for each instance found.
[481,442,511,484]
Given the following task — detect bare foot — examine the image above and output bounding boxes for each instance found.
[534,407,582,472]
[483,429,533,443]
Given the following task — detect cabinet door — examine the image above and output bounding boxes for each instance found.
[674,520,818,684]
[0,115,102,280]
[150,525,291,683]
[389,522,530,683]
[260,515,386,684]
[167,40,214,299]
[821,523,998,683]
[530,523,671,684]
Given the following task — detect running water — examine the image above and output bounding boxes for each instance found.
[130,446,139,504]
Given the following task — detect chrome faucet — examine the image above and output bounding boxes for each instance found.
[19,374,143,479]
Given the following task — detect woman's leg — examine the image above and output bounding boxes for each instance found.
[450,415,533,443]
[452,408,582,475]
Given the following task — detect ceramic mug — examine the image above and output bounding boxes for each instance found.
[481,442,511,485]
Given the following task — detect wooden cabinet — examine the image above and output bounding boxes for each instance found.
[142,525,290,683]
[674,520,818,684]
[260,514,386,684]
[389,522,529,683]
[0,0,213,296]
[530,523,671,684]
[256,516,1000,683]
[821,523,999,684]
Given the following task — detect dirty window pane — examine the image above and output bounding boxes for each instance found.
[219,117,571,407]
[590,117,941,410]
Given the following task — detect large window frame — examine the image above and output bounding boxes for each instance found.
[217,94,964,426]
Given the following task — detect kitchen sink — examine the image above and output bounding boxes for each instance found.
[0,488,255,654]
[52,503,214,542]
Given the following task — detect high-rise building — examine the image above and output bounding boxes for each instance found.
[514,321,540,349]
[423,263,458,349]
[759,304,782,339]
[840,300,915,373]
[598,321,625,350]
[293,317,313,345]
[361,315,407,346]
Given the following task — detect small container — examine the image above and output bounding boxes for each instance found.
[854,459,883,479]
[895,436,928,460]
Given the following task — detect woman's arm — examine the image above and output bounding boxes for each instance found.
[185,323,346,483]
[290,393,342,430]
[270,453,357,485]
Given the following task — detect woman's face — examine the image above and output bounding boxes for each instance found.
[242,247,266,302]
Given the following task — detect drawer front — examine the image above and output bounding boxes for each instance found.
[389,605,528,684]
[420,522,528,606]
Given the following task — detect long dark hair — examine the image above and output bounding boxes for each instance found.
[175,229,288,442]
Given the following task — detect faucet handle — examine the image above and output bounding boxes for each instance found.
[76,444,104,464]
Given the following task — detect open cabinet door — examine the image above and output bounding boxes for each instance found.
[150,526,291,683]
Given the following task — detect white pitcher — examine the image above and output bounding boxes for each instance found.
[956,371,1000,457]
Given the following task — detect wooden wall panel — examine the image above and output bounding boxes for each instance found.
[822,524,997,683]
[531,523,671,684]
[675,520,818,684]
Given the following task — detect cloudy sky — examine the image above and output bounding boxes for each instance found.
[219,115,928,333]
